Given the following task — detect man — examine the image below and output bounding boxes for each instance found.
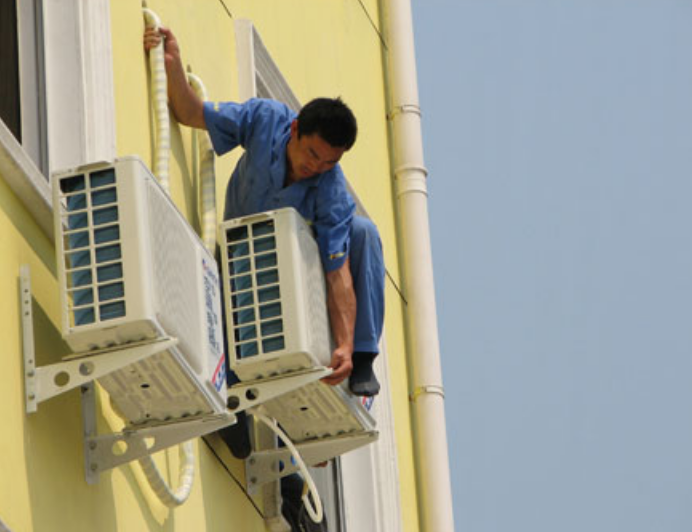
[145,27,383,396]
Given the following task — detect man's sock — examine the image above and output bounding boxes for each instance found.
[349,352,380,396]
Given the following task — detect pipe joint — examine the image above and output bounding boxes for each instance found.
[409,384,445,402]
[394,163,428,178]
[396,172,429,198]
[387,104,422,121]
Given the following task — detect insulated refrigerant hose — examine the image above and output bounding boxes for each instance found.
[140,7,199,508]
[143,8,170,194]
[187,72,217,252]
[255,412,324,524]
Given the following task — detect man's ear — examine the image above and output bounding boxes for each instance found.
[290,119,299,138]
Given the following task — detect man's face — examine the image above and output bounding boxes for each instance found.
[287,120,346,181]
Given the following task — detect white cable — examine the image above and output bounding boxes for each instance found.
[255,412,324,524]
[187,72,217,253]
[137,441,195,508]
[143,8,171,194]
[140,7,193,507]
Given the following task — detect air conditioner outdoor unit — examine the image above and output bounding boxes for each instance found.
[220,208,376,442]
[53,156,227,425]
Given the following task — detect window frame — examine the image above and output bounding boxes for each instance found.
[0,0,115,240]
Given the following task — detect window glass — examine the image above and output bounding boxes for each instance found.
[0,1,21,140]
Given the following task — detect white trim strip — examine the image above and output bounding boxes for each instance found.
[0,119,53,239]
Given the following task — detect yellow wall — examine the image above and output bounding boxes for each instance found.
[0,172,265,531]
[0,0,420,529]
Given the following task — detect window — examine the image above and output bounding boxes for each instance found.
[234,20,301,111]
[234,21,402,531]
[0,0,115,237]
[0,1,21,139]
[234,20,347,530]
[0,0,48,174]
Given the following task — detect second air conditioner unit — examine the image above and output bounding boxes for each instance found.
[220,208,376,443]
[220,208,333,382]
[53,156,227,425]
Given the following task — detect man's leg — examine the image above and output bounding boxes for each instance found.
[348,216,385,396]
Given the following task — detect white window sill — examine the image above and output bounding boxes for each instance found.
[0,119,53,240]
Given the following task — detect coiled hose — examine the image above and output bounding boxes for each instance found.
[140,7,196,507]
[255,412,324,524]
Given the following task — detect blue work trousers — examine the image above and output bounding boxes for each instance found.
[349,216,385,354]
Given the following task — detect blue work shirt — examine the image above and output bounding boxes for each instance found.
[203,98,356,272]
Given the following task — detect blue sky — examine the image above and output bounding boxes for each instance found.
[412,1,692,530]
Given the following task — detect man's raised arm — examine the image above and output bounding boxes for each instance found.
[144,27,206,129]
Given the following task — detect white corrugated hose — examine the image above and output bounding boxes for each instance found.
[255,412,324,524]
[143,8,171,194]
[187,72,217,252]
[138,440,196,507]
[140,7,199,508]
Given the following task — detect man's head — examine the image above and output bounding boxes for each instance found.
[297,97,358,150]
[286,97,358,182]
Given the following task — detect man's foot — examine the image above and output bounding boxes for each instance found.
[349,353,380,396]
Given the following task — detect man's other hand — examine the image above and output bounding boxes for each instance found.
[143,26,181,68]
[321,346,353,386]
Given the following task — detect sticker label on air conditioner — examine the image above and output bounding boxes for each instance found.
[202,258,223,371]
[212,353,226,392]
[362,396,374,412]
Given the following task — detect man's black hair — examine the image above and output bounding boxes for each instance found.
[297,97,358,150]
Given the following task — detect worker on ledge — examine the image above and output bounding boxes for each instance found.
[144,27,384,397]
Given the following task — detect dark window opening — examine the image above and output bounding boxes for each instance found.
[0,1,21,140]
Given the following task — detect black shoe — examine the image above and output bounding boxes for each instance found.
[217,410,252,459]
[349,352,380,396]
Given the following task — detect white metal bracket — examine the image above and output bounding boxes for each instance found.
[82,382,237,484]
[20,264,348,488]
[226,367,332,414]
[20,264,179,413]
[79,367,331,483]
[245,431,378,493]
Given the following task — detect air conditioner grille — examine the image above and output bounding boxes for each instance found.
[225,220,286,361]
[58,169,126,327]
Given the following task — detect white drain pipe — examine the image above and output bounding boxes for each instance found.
[142,8,171,193]
[187,72,217,253]
[140,7,195,507]
[381,0,455,530]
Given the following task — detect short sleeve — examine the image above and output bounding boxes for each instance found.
[203,100,256,155]
[313,168,356,272]
[204,99,295,158]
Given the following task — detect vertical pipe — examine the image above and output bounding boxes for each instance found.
[381,0,456,530]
